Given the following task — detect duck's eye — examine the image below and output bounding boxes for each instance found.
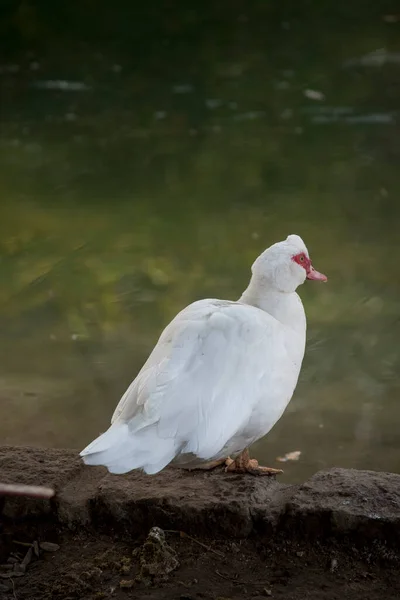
[299,255,305,262]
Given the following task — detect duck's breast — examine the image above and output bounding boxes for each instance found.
[222,316,306,454]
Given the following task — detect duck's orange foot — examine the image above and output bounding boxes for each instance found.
[225,449,283,476]
[189,457,229,471]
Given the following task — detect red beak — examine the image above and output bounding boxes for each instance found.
[306,265,327,282]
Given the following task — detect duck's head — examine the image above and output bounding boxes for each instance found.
[252,234,327,293]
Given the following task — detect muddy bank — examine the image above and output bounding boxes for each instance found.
[1,446,400,599]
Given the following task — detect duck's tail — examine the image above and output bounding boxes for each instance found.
[79,422,178,475]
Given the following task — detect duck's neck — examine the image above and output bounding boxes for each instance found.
[239,278,306,335]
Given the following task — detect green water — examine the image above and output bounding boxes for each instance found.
[0,2,399,481]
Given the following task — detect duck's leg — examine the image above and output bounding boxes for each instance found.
[189,457,230,471]
[225,448,283,476]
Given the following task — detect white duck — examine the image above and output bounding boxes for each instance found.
[80,234,327,476]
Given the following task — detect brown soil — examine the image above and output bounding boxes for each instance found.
[1,446,400,600]
[1,523,399,600]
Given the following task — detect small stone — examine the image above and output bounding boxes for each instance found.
[119,579,134,588]
[330,558,338,573]
[296,551,304,557]
[40,542,60,552]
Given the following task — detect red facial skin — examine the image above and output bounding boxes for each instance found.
[292,252,327,282]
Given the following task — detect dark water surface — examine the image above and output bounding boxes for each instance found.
[0,2,399,481]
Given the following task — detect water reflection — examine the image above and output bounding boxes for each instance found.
[0,2,399,482]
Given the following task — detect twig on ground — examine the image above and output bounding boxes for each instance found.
[11,577,17,600]
[215,569,235,581]
[0,484,55,499]
[164,530,225,558]
[215,568,270,587]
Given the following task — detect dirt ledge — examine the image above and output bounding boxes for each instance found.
[1,447,400,600]
[1,446,400,543]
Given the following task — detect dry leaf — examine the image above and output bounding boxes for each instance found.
[276,450,301,463]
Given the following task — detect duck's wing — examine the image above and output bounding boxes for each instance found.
[110,299,283,460]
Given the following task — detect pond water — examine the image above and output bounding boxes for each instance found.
[0,3,399,482]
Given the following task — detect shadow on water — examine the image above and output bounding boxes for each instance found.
[0,1,399,481]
